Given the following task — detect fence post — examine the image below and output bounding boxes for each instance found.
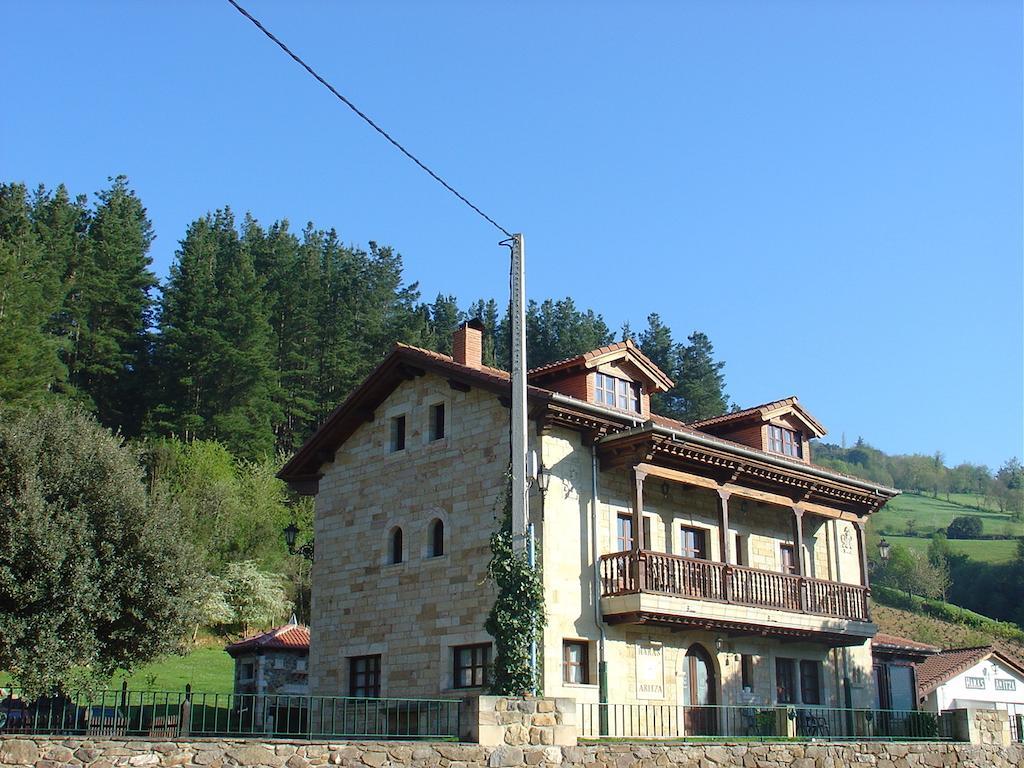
[120,680,128,708]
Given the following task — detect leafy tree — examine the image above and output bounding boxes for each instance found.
[0,404,198,693]
[220,560,289,636]
[0,183,67,405]
[946,515,983,540]
[674,331,730,422]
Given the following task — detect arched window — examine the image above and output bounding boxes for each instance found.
[429,519,445,557]
[390,527,403,564]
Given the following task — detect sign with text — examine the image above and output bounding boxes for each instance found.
[635,641,664,700]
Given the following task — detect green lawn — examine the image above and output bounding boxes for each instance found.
[873,492,1023,538]
[880,535,1021,564]
[1,646,235,694]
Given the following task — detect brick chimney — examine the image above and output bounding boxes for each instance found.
[452,318,485,369]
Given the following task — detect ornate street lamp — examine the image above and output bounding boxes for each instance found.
[537,463,552,498]
[284,522,314,561]
[878,538,891,562]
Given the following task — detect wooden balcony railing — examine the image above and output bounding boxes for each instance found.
[599,550,870,622]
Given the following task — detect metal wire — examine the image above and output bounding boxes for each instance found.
[225,0,513,238]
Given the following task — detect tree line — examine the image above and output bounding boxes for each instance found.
[1,177,732,462]
[0,175,734,690]
[813,440,1023,517]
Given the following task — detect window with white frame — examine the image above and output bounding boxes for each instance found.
[594,373,640,413]
[995,679,1016,691]
[965,676,985,690]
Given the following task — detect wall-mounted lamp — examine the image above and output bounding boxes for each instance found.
[284,522,315,561]
[537,463,552,498]
[878,538,891,562]
[661,481,671,499]
[715,637,725,654]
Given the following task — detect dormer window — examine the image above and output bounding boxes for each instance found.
[768,425,802,458]
[595,373,640,413]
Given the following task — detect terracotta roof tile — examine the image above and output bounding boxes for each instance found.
[914,646,993,697]
[225,624,310,656]
[690,397,799,428]
[871,633,939,652]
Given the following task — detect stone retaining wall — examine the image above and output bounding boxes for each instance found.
[3,737,1023,768]
[464,697,575,746]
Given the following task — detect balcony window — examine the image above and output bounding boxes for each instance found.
[595,373,640,413]
[780,544,797,575]
[679,526,707,560]
[768,425,802,458]
[616,513,633,551]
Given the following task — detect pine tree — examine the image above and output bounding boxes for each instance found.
[0,183,66,404]
[675,331,730,422]
[425,294,463,355]
[66,176,157,433]
[637,313,686,418]
[209,213,280,457]
[154,209,279,458]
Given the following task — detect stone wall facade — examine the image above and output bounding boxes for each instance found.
[3,736,1023,768]
[537,425,875,711]
[463,697,576,747]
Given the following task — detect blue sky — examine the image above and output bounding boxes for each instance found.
[3,1,1021,469]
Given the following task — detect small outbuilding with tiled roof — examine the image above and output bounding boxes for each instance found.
[915,645,1024,729]
[225,621,310,697]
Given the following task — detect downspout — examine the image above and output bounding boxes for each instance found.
[591,442,608,735]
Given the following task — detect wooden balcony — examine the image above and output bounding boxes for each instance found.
[599,549,870,624]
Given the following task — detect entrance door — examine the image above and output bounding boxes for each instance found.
[682,645,717,736]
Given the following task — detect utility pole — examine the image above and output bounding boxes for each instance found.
[510,233,529,553]
[508,232,537,694]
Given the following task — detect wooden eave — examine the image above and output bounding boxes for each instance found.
[603,610,872,647]
[278,346,553,492]
[761,402,827,438]
[598,431,893,519]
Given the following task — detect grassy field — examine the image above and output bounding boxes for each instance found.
[872,492,1023,539]
[1,646,235,694]
[879,534,1020,564]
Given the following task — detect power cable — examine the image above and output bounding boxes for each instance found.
[225,0,513,239]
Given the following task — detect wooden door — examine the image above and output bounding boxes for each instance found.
[683,645,717,736]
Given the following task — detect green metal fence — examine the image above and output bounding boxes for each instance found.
[0,687,461,740]
[579,702,957,741]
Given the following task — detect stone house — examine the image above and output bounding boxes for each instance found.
[225,622,310,697]
[279,321,897,735]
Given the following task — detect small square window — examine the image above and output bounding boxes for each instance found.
[563,640,590,684]
[453,643,490,689]
[349,655,381,697]
[390,415,406,452]
[430,403,445,441]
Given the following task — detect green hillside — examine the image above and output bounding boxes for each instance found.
[880,534,1020,564]
[873,492,1024,540]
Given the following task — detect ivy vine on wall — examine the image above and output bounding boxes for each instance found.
[484,473,546,695]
